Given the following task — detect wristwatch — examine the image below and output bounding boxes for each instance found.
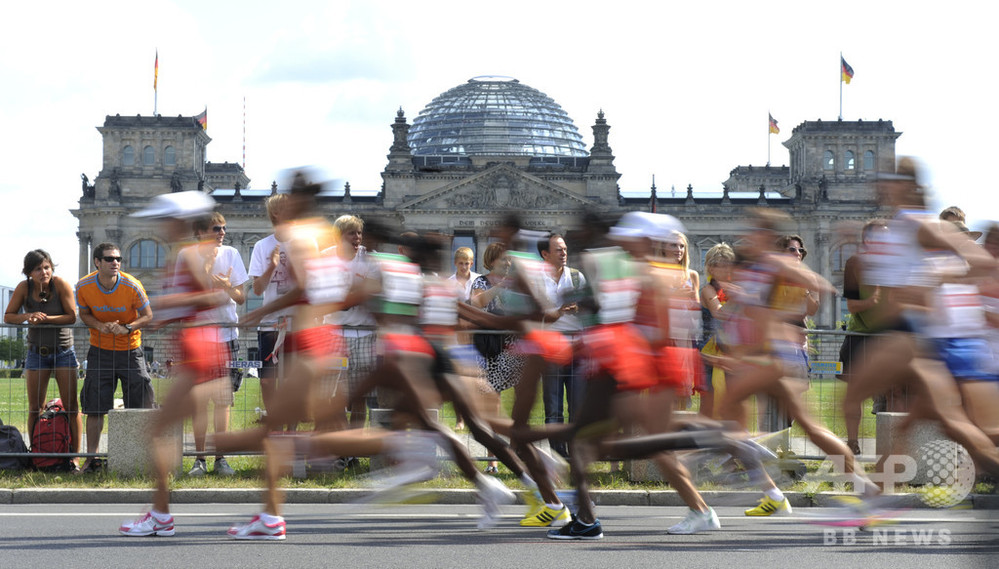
[123,323,133,334]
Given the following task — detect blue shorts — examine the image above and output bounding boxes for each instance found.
[25,346,79,370]
[771,340,809,379]
[933,337,998,381]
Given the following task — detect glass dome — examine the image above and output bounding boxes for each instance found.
[408,76,588,158]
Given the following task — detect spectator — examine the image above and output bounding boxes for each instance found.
[938,205,966,223]
[248,194,294,427]
[698,242,735,419]
[75,242,154,473]
[323,215,378,435]
[447,246,480,303]
[470,241,525,472]
[839,219,891,455]
[537,233,586,457]
[186,212,249,476]
[4,249,81,470]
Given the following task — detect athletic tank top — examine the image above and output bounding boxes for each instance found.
[581,246,641,325]
[420,274,459,328]
[369,252,423,317]
[926,283,986,339]
[863,210,933,288]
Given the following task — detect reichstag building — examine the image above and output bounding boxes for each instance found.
[73,75,898,332]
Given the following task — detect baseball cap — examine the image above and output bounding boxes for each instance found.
[132,191,216,219]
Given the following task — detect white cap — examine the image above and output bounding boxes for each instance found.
[610,211,686,241]
[132,191,216,219]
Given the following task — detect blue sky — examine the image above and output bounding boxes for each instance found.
[1,0,993,285]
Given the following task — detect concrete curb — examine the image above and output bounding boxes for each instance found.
[1,488,995,509]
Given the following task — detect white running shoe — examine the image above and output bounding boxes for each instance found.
[119,512,175,537]
[667,507,721,534]
[477,475,515,529]
[227,514,287,541]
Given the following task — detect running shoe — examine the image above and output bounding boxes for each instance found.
[213,457,235,476]
[227,514,287,541]
[119,512,175,537]
[522,487,545,517]
[188,458,207,477]
[521,505,571,527]
[477,475,516,530]
[666,507,721,534]
[745,495,792,516]
[546,517,603,540]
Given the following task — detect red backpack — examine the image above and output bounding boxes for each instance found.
[32,398,72,471]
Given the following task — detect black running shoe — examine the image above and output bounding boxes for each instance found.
[546,518,603,540]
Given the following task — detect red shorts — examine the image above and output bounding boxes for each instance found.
[654,346,703,396]
[176,326,229,383]
[515,329,572,365]
[285,325,343,359]
[582,323,656,392]
[382,333,435,357]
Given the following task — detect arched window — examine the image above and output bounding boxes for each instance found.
[163,146,176,167]
[845,150,855,170]
[864,150,875,171]
[823,150,835,170]
[128,239,167,269]
[122,145,134,166]
[143,145,155,166]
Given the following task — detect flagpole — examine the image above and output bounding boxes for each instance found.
[767,111,771,166]
[839,52,843,121]
[154,49,158,116]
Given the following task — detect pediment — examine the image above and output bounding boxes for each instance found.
[397,164,598,211]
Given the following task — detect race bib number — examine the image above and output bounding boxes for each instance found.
[305,256,351,304]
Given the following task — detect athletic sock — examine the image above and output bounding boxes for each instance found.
[765,488,785,502]
[150,509,172,522]
[258,512,283,524]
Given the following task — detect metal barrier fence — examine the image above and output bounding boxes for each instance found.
[0,323,888,465]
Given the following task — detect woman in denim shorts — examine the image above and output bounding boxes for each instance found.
[3,250,80,469]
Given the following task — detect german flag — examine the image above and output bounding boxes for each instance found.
[769,113,780,135]
[153,50,158,90]
[195,108,207,130]
[841,56,854,84]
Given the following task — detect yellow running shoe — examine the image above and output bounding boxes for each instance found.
[522,488,544,517]
[745,495,792,516]
[520,505,571,527]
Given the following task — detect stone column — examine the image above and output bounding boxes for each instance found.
[77,231,92,278]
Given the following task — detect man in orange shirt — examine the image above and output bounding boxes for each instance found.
[75,242,155,472]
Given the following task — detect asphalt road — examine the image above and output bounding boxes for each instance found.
[1,504,996,569]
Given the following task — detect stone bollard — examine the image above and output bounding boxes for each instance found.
[875,412,949,486]
[107,409,182,476]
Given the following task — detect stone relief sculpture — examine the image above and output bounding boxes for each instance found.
[108,168,121,199]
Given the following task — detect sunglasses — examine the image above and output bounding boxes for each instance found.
[212,225,227,233]
[102,256,122,263]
